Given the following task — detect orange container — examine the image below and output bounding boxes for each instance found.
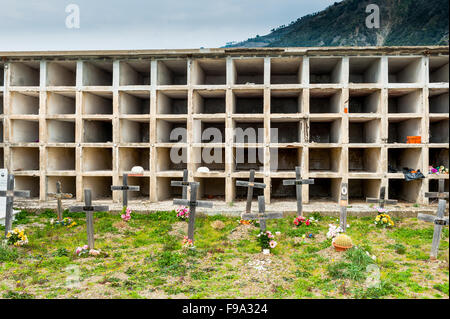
[407,136,421,144]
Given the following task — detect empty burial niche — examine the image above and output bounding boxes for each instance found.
[270,57,302,84]
[388,148,422,172]
[348,148,380,173]
[82,147,112,171]
[349,57,382,83]
[83,92,113,115]
[271,121,301,143]
[0,93,3,114]
[83,120,113,143]
[83,177,112,200]
[388,178,421,203]
[348,89,380,113]
[157,60,187,85]
[429,56,449,83]
[429,148,449,168]
[349,119,380,144]
[309,148,341,172]
[192,59,226,85]
[233,90,264,114]
[309,178,341,202]
[156,90,187,114]
[0,148,3,168]
[233,58,264,85]
[271,90,302,113]
[10,91,40,115]
[309,57,342,84]
[388,89,422,113]
[82,61,113,86]
[156,147,187,171]
[46,61,76,86]
[156,120,187,143]
[235,177,264,199]
[270,147,301,171]
[388,57,422,83]
[120,119,149,143]
[429,179,449,195]
[157,177,182,201]
[47,147,76,171]
[192,146,225,172]
[10,147,39,171]
[233,147,264,172]
[0,121,2,142]
[429,119,449,143]
[10,62,40,86]
[47,176,76,199]
[47,92,76,115]
[119,61,151,86]
[429,89,449,113]
[196,178,225,200]
[10,119,39,143]
[193,90,226,114]
[348,179,381,202]
[15,176,40,198]
[0,64,4,86]
[47,119,75,143]
[120,176,150,200]
[119,91,150,115]
[310,89,341,113]
[271,178,296,199]
[388,118,421,144]
[118,147,149,172]
[193,120,225,143]
[309,120,341,143]
[234,121,264,143]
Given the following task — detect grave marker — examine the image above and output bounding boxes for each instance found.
[47,181,73,221]
[69,189,109,249]
[282,166,314,216]
[425,179,449,203]
[339,182,348,232]
[173,182,213,242]
[236,169,266,214]
[170,169,190,200]
[241,196,283,232]
[418,199,449,259]
[111,173,140,207]
[366,186,398,209]
[0,173,30,237]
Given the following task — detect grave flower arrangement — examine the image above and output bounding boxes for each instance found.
[293,216,317,227]
[375,212,394,228]
[75,245,101,257]
[326,224,343,240]
[257,230,278,251]
[238,219,254,225]
[176,206,190,220]
[121,207,132,222]
[50,217,77,228]
[6,227,28,246]
[182,236,194,249]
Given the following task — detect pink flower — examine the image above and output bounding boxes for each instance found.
[305,219,311,226]
[269,240,277,249]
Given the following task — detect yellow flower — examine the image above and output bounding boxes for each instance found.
[375,216,380,222]
[382,218,388,223]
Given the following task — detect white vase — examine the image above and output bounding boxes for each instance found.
[262,249,270,255]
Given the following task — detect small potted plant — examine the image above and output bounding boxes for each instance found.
[332,234,353,252]
[257,230,277,254]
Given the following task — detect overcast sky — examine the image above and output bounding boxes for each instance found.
[0,0,338,51]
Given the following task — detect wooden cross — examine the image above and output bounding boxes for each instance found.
[241,196,283,232]
[366,186,398,209]
[111,173,140,207]
[173,182,213,242]
[236,169,266,214]
[339,182,348,232]
[282,166,314,216]
[170,169,190,200]
[68,189,109,249]
[0,174,30,237]
[418,199,449,259]
[47,181,73,221]
[425,179,449,203]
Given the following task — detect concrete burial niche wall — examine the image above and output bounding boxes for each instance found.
[47,176,76,198]
[0,48,447,205]
[15,176,40,198]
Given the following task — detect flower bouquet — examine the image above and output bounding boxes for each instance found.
[6,227,28,246]
[293,216,312,227]
[182,236,194,249]
[257,230,278,254]
[51,217,77,228]
[121,207,132,222]
[176,206,190,220]
[375,212,394,228]
[75,245,101,257]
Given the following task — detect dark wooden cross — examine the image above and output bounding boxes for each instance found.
[47,181,73,221]
[282,166,314,216]
[366,186,398,209]
[68,189,109,249]
[425,179,449,203]
[111,173,140,207]
[170,169,190,200]
[173,182,213,242]
[0,174,30,237]
[418,199,449,259]
[236,169,266,214]
[339,182,348,232]
[241,196,283,232]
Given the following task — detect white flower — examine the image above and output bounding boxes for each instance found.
[269,241,277,249]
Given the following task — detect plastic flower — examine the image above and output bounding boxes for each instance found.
[269,240,277,249]
[121,207,132,222]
